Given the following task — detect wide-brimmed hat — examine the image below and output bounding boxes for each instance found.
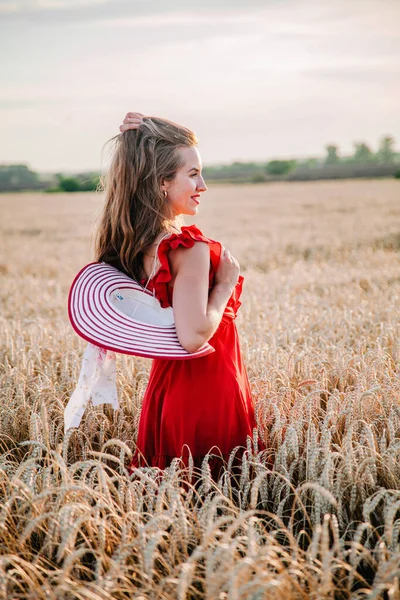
[68,261,215,360]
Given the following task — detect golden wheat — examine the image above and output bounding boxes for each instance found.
[1,180,400,598]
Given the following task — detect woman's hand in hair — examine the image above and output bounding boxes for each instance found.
[119,112,146,133]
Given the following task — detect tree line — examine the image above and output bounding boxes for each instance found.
[0,135,399,192]
[202,135,400,182]
[0,168,101,193]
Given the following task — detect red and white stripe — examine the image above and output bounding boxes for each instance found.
[68,262,215,360]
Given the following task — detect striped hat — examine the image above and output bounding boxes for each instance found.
[68,261,215,360]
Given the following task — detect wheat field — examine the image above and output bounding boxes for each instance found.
[1,179,400,599]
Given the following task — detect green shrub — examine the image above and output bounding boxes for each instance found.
[44,186,63,193]
[266,160,296,176]
[251,173,268,183]
[58,177,81,192]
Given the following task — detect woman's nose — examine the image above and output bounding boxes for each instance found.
[198,177,207,191]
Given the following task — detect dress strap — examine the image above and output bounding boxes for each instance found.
[143,232,173,295]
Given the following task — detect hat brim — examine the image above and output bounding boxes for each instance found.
[68,262,215,360]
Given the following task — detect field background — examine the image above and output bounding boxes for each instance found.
[1,179,400,598]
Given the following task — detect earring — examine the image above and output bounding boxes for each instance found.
[163,190,168,198]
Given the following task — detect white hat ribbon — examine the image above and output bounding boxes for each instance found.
[64,343,119,433]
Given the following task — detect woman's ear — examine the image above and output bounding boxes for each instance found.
[161,179,170,196]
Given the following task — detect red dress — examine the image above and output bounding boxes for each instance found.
[128,225,265,481]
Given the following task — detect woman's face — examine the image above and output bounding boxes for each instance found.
[162,146,207,217]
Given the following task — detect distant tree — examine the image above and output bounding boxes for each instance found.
[58,176,81,192]
[377,135,396,163]
[325,145,339,165]
[353,142,373,163]
[306,158,319,168]
[0,164,41,191]
[295,158,318,169]
[251,173,268,183]
[266,160,296,176]
[78,174,101,191]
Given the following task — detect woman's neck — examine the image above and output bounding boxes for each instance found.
[168,215,184,234]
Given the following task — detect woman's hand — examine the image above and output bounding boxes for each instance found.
[119,112,146,133]
[215,246,240,290]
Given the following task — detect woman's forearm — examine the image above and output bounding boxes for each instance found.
[186,282,234,352]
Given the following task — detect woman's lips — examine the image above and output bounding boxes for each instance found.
[191,195,200,204]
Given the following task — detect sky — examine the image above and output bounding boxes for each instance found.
[0,0,399,172]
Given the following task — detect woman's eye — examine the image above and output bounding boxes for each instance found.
[191,173,198,177]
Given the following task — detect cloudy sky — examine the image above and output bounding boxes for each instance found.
[1,0,399,172]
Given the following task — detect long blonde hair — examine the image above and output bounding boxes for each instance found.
[95,116,198,281]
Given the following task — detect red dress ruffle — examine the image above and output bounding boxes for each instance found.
[152,225,222,308]
[128,225,265,482]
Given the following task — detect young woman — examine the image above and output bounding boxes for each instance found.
[95,112,265,482]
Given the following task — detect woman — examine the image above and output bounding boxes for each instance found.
[95,112,265,482]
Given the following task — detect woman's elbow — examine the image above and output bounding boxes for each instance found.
[178,332,208,354]
[176,317,213,354]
